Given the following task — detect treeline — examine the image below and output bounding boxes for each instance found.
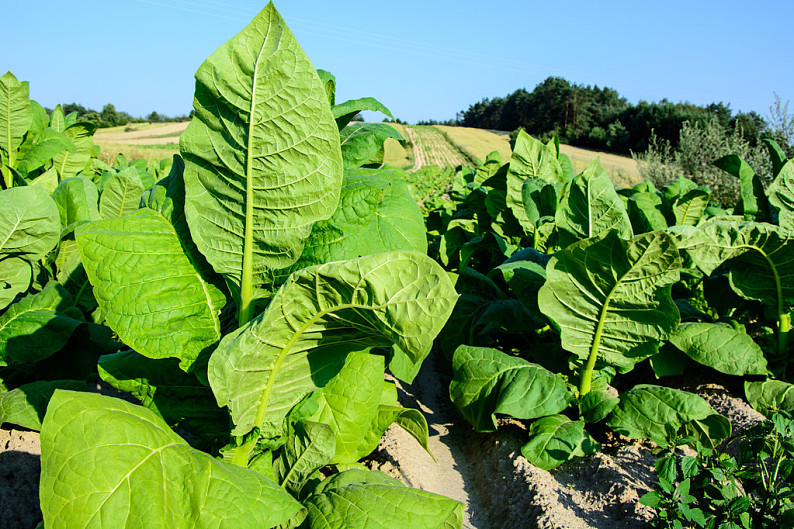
[458,76,783,155]
[54,103,192,128]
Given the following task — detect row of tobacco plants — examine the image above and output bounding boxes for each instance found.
[0,3,468,528]
[421,124,794,517]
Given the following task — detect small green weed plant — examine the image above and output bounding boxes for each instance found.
[641,410,794,528]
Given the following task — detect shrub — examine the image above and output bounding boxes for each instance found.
[634,116,771,207]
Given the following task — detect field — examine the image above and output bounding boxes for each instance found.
[3,7,791,529]
[94,121,187,165]
[434,125,512,163]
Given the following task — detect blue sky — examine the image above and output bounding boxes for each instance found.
[3,0,792,125]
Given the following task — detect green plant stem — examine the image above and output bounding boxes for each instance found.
[230,438,257,468]
[779,312,791,358]
[579,274,617,395]
[754,246,789,357]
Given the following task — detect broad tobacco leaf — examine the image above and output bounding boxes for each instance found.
[0,257,31,311]
[52,176,101,235]
[76,209,226,371]
[687,221,794,310]
[767,159,794,230]
[98,350,229,449]
[713,154,770,220]
[607,384,729,445]
[15,128,74,176]
[0,282,83,366]
[555,159,633,247]
[627,191,668,233]
[209,251,457,438]
[52,122,96,181]
[0,71,32,172]
[538,230,681,373]
[274,420,335,497]
[449,345,571,432]
[180,2,343,310]
[302,469,463,529]
[0,185,60,261]
[332,96,393,130]
[275,169,426,282]
[340,123,403,170]
[521,415,596,470]
[98,167,145,219]
[745,379,794,415]
[0,380,87,430]
[506,130,565,233]
[668,323,767,376]
[40,390,304,529]
[311,352,385,464]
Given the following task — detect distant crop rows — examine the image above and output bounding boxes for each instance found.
[406,126,470,171]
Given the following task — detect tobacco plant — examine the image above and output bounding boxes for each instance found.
[427,129,794,469]
[2,3,464,528]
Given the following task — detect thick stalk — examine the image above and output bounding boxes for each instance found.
[755,247,789,357]
[579,295,612,396]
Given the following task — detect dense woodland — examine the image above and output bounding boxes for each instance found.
[456,76,792,156]
[54,102,192,128]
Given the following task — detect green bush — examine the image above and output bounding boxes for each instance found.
[634,116,771,207]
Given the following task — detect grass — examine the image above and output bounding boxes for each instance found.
[97,143,179,165]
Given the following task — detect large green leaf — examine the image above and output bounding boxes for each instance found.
[713,154,769,220]
[209,251,457,438]
[40,390,305,529]
[627,192,668,233]
[15,127,74,176]
[312,351,384,464]
[607,384,727,444]
[52,176,101,235]
[768,159,794,230]
[672,186,710,226]
[506,130,564,233]
[668,323,767,376]
[274,420,335,496]
[687,221,794,310]
[49,105,66,133]
[332,97,393,130]
[76,209,227,371]
[98,350,229,448]
[302,469,463,529]
[0,72,31,176]
[98,167,145,219]
[0,185,60,261]
[521,415,590,470]
[745,379,794,414]
[0,282,83,366]
[449,345,571,432]
[538,230,681,374]
[0,380,87,430]
[180,3,343,319]
[555,158,633,247]
[339,122,403,170]
[0,257,31,310]
[275,169,426,282]
[52,123,96,181]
